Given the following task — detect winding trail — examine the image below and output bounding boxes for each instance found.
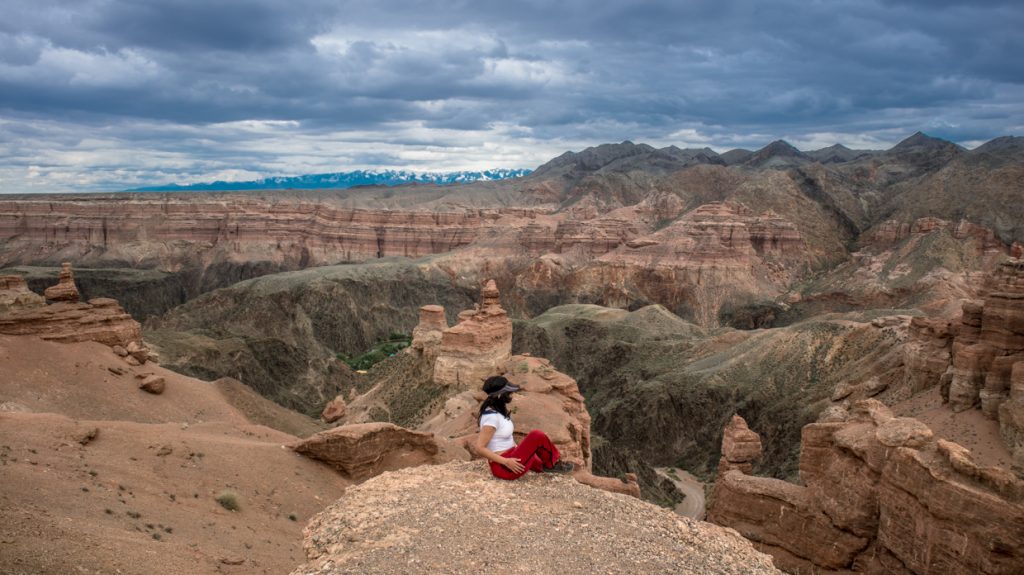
[655,467,706,520]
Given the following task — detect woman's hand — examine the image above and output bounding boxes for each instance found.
[502,457,526,474]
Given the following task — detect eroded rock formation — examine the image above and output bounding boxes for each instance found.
[0,296,142,347]
[432,280,512,387]
[43,262,80,303]
[289,422,469,481]
[903,259,1024,469]
[0,267,144,350]
[321,396,347,423]
[717,414,763,476]
[0,275,44,312]
[410,304,447,361]
[421,354,593,471]
[707,400,1024,574]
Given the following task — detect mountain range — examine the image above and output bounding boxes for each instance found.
[130,168,532,192]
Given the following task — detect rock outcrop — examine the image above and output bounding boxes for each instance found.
[432,280,513,387]
[43,262,80,303]
[717,415,763,476]
[903,259,1024,469]
[292,461,780,575]
[321,396,347,423]
[289,422,469,481]
[0,297,142,347]
[0,266,142,348]
[421,355,593,471]
[0,275,44,312]
[410,304,447,359]
[707,400,1024,574]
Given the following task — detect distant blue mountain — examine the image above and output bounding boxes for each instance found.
[130,168,532,192]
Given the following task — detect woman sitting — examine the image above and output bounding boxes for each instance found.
[474,375,574,479]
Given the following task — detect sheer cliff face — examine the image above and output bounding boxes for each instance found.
[707,403,1024,575]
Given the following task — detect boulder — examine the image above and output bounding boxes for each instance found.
[138,375,165,395]
[321,396,347,423]
[126,341,149,363]
[289,422,469,481]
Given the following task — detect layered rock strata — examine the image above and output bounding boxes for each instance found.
[717,415,763,476]
[0,197,506,265]
[869,217,1023,257]
[432,280,512,387]
[904,260,1024,467]
[43,262,80,302]
[707,400,1024,574]
[0,270,142,348]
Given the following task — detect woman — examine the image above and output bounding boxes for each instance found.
[475,375,574,480]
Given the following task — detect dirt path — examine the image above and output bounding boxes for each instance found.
[655,467,706,520]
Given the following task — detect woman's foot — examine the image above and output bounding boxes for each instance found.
[545,460,575,474]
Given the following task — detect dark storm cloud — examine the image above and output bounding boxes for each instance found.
[0,0,1021,192]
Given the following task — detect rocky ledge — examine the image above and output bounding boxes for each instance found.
[292,460,780,575]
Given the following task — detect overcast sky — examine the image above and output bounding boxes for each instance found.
[1,0,1021,193]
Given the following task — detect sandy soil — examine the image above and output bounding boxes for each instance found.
[0,335,348,575]
[891,386,1013,469]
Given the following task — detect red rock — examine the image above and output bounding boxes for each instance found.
[707,399,1024,574]
[138,375,165,395]
[0,297,142,348]
[410,304,447,357]
[421,355,593,471]
[289,422,468,481]
[321,396,347,423]
[718,414,762,475]
[0,275,45,312]
[43,263,80,303]
[126,340,149,363]
[432,280,512,388]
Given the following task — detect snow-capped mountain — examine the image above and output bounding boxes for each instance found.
[130,169,532,192]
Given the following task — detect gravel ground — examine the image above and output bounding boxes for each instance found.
[293,461,780,575]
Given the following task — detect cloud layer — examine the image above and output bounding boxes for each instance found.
[1,0,1021,192]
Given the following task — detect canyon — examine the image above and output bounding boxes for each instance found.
[3,133,1024,574]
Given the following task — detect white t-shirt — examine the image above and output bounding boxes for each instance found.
[480,411,515,453]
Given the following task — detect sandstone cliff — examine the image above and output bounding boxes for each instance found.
[901,259,1024,470]
[291,461,780,575]
[0,267,142,348]
[706,403,1024,574]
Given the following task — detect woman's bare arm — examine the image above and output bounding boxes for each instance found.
[475,425,525,474]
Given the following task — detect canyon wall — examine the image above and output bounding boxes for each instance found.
[707,403,1024,574]
[903,258,1024,469]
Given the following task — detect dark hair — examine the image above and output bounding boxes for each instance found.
[478,391,513,420]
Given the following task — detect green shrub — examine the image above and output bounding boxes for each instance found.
[215,490,240,512]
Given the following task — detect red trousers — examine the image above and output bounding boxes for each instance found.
[489,429,561,480]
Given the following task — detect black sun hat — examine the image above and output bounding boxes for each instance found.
[482,375,520,396]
